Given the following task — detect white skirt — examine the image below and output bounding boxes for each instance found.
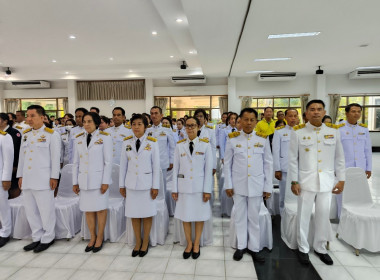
[175,192,211,222]
[80,188,109,212]
[125,189,157,218]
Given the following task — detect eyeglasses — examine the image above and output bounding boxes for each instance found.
[185,124,198,129]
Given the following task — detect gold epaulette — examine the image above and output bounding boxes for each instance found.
[162,124,171,129]
[124,125,131,129]
[44,127,54,134]
[293,124,306,131]
[61,132,67,135]
[325,123,339,129]
[172,129,177,132]
[76,132,85,138]
[16,126,23,130]
[0,130,7,136]
[218,121,222,124]
[206,125,214,129]
[23,128,32,134]
[123,135,133,141]
[147,136,157,142]
[200,138,209,143]
[99,131,110,136]
[177,138,187,144]
[337,123,345,128]
[255,132,268,139]
[228,131,240,138]
[276,125,285,130]
[359,123,368,128]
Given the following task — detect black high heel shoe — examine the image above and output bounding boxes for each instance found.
[183,247,192,259]
[85,239,96,252]
[93,240,104,253]
[139,242,149,257]
[132,241,142,257]
[192,246,200,259]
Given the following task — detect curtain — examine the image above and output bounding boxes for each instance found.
[154,98,168,116]
[241,96,253,110]
[62,98,68,114]
[329,94,341,123]
[219,97,228,115]
[77,80,145,101]
[6,99,19,113]
[300,95,309,116]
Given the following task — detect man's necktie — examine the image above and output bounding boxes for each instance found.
[189,141,194,155]
[87,133,92,147]
[232,128,236,132]
[197,130,201,137]
[136,139,140,152]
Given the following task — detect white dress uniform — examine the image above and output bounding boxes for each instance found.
[105,124,133,164]
[336,120,372,217]
[198,124,217,170]
[172,137,213,222]
[175,128,187,142]
[13,121,30,133]
[288,122,345,254]
[219,125,238,160]
[68,126,85,164]
[72,130,112,212]
[119,135,160,218]
[224,131,273,252]
[0,131,14,239]
[60,130,70,167]
[17,125,61,243]
[272,125,292,214]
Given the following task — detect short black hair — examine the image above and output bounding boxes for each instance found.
[222,112,228,117]
[112,107,125,116]
[75,107,88,114]
[194,108,207,119]
[8,113,16,120]
[264,107,273,112]
[226,112,238,125]
[172,118,177,122]
[306,99,325,110]
[83,112,101,128]
[345,103,362,113]
[131,113,148,128]
[186,116,200,126]
[177,119,184,125]
[239,107,258,119]
[100,115,110,125]
[90,107,100,114]
[64,113,74,119]
[322,115,332,123]
[0,113,9,123]
[276,110,284,115]
[65,118,76,126]
[50,115,55,119]
[150,106,162,114]
[275,120,286,127]
[162,117,173,129]
[285,108,299,116]
[27,105,45,116]
[16,110,25,116]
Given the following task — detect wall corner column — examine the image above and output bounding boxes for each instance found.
[228,77,240,112]
[145,79,154,113]
[67,80,77,114]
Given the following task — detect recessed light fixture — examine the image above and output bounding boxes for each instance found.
[246,70,274,74]
[109,57,114,61]
[69,35,76,39]
[359,44,369,48]
[268,32,320,39]
[129,70,133,73]
[189,50,197,54]
[170,55,174,58]
[52,60,57,63]
[254,58,291,62]
[65,72,69,74]
[152,31,157,35]
[176,18,183,23]
[356,66,380,70]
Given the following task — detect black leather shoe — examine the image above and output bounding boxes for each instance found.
[33,240,55,253]
[93,241,103,253]
[314,250,333,265]
[23,241,40,251]
[297,250,310,265]
[250,251,265,263]
[0,236,10,248]
[85,245,94,252]
[192,247,200,259]
[183,247,192,259]
[139,243,149,257]
[233,249,247,261]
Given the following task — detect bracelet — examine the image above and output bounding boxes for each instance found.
[291,181,299,185]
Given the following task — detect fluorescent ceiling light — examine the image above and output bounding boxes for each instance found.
[129,70,133,73]
[254,58,291,62]
[69,35,76,39]
[170,55,174,58]
[356,66,380,69]
[246,70,274,74]
[176,18,183,23]
[268,32,320,39]
[109,57,114,61]
[65,72,69,74]
[152,31,157,35]
[52,60,57,63]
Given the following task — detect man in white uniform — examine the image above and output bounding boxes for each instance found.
[14,110,30,132]
[289,100,345,265]
[272,108,298,215]
[17,105,61,253]
[0,130,14,248]
[224,108,273,262]
[68,108,88,163]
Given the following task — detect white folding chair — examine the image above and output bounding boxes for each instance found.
[9,193,31,239]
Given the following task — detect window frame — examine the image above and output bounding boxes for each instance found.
[250,96,302,119]
[5,97,67,118]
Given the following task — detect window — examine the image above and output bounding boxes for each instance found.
[154,95,227,124]
[251,97,302,120]
[338,95,380,131]
[7,98,67,118]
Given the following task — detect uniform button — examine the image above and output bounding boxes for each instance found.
[28,166,31,169]
[86,153,88,155]
[113,149,115,151]
[135,157,138,159]
[248,156,251,158]
[190,168,193,171]
[85,162,88,164]
[248,174,251,177]
[354,143,356,145]
[31,141,34,144]
[190,160,192,163]
[248,147,251,149]
[190,177,193,179]
[248,164,251,167]
[318,150,321,153]
[353,135,356,137]
[355,158,357,160]
[136,172,138,175]
[136,165,138,167]
[318,160,321,163]
[318,140,320,143]
[30,150,33,152]
[29,158,32,161]
[319,169,322,172]
[248,138,251,140]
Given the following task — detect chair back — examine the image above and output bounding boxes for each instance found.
[109,164,121,198]
[58,164,76,198]
[343,167,373,207]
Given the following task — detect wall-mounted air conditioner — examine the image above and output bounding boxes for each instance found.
[348,69,380,79]
[258,72,296,82]
[11,81,51,89]
[171,75,206,84]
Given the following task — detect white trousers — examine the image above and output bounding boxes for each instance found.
[278,172,287,216]
[297,190,331,254]
[0,189,11,237]
[23,189,56,243]
[336,193,343,219]
[234,194,261,252]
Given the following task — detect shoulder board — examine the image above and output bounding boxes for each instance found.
[123,135,133,141]
[205,125,214,129]
[218,121,222,124]
[325,123,338,129]
[293,124,306,131]
[23,128,32,134]
[200,138,209,143]
[228,131,240,138]
[127,121,130,125]
[162,124,171,129]
[359,123,368,128]
[99,131,109,136]
[44,127,54,134]
[148,124,152,128]
[76,132,85,138]
[124,125,131,129]
[0,130,7,135]
[337,123,345,128]
[276,125,285,130]
[172,129,177,132]
[147,136,157,142]
[177,138,187,144]
[255,132,268,139]
[16,125,23,129]
[61,132,67,135]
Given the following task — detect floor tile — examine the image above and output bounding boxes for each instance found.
[194,276,225,280]
[224,247,251,262]
[26,252,64,268]
[69,269,105,280]
[131,272,164,280]
[164,274,194,280]
[212,236,224,247]
[0,266,20,280]
[67,242,89,254]
[45,240,77,254]
[0,251,13,262]
[328,239,356,253]
[81,255,116,271]
[198,246,225,260]
[8,267,47,280]
[165,258,196,275]
[309,251,341,266]
[100,271,133,280]
[313,265,354,280]
[40,268,75,280]
[226,278,256,280]
[362,252,380,267]
[345,266,380,280]
[95,242,123,255]
[147,245,173,258]
[1,239,32,252]
[333,251,372,267]
[2,251,35,267]
[170,245,187,259]
[195,259,225,277]
[54,253,90,269]
[109,255,141,272]
[225,260,256,278]
[136,257,169,273]
[165,233,175,245]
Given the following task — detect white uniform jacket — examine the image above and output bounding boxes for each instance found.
[272,125,292,172]
[68,126,85,164]
[224,131,273,197]
[215,123,226,147]
[0,131,14,181]
[145,123,175,169]
[199,125,217,169]
[105,125,133,164]
[17,125,61,190]
[13,121,30,133]
[72,130,113,190]
[172,138,213,194]
[288,123,346,192]
[119,135,160,191]
[219,125,238,160]
[339,121,372,171]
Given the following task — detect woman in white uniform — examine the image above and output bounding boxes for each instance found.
[72,112,112,253]
[172,116,213,259]
[176,119,187,141]
[119,114,160,257]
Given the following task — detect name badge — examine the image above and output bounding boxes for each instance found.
[358,132,365,135]
[177,174,185,178]
[236,144,241,148]
[95,139,103,145]
[159,132,167,136]
[144,144,152,151]
[324,135,334,139]
[37,138,46,142]
[78,141,82,144]
[180,153,186,157]
[283,133,288,137]
[195,152,204,155]
[254,142,264,148]
[126,145,132,151]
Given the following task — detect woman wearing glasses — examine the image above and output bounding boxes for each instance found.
[172,116,213,259]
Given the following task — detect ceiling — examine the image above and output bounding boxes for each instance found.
[0,0,379,81]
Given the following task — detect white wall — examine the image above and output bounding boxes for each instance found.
[76,99,146,118]
[0,83,4,112]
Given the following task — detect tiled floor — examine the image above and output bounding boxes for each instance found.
[1,154,380,280]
